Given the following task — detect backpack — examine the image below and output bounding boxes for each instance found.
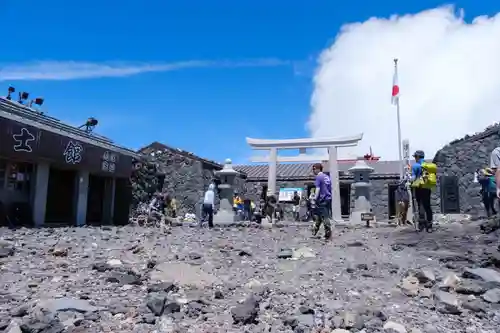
[420,162,437,189]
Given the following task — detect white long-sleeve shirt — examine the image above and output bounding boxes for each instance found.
[203,189,215,207]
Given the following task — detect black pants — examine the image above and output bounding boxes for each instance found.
[202,204,214,228]
[312,200,332,239]
[414,187,433,223]
[482,191,497,216]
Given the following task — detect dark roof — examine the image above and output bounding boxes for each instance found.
[137,141,223,169]
[234,160,403,180]
[0,97,139,157]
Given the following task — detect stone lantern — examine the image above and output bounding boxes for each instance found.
[214,158,238,223]
[348,158,375,224]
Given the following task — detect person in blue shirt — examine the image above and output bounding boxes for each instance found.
[478,168,497,217]
[411,150,433,232]
[311,163,332,240]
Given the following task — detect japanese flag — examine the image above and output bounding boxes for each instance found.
[391,63,400,105]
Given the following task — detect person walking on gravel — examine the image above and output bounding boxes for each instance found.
[311,163,332,240]
[477,167,497,217]
[201,184,215,228]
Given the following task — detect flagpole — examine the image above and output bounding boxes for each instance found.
[394,58,404,179]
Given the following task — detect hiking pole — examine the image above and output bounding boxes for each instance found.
[411,188,419,232]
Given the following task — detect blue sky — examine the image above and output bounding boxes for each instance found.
[1,0,495,163]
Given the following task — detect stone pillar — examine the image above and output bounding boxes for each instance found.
[402,139,413,222]
[349,158,374,224]
[267,148,277,196]
[214,159,239,224]
[32,162,50,227]
[328,146,342,222]
[75,170,89,227]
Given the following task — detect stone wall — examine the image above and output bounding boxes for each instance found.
[131,145,223,216]
[433,124,500,214]
[368,178,396,220]
[131,143,252,217]
[367,178,440,220]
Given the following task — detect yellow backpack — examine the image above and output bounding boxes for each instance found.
[421,162,437,189]
[411,162,437,189]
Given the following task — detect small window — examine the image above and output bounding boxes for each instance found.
[6,162,33,194]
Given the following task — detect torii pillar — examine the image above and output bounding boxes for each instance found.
[246,134,363,222]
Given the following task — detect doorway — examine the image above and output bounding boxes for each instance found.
[156,174,166,192]
[45,167,76,225]
[388,183,398,219]
[440,175,460,213]
[86,174,106,225]
[340,183,351,217]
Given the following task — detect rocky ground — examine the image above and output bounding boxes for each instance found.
[0,220,500,333]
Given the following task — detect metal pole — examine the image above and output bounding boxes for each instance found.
[394,59,404,179]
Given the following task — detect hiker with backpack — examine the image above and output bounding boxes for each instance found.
[410,150,437,232]
[477,167,497,217]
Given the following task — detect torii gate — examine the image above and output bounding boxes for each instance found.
[246,134,363,222]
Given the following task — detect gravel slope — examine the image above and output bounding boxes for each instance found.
[0,221,499,333]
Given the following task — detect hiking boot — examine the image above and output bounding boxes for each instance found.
[418,220,425,232]
[324,232,332,241]
[425,221,433,233]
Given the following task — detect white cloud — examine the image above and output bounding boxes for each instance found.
[308,6,500,161]
[0,58,289,81]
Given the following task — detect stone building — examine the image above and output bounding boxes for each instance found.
[134,142,247,216]
[0,97,138,227]
[433,124,500,215]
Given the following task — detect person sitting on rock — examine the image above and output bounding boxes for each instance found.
[478,168,497,217]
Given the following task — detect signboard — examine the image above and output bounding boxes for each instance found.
[361,212,375,227]
[0,116,133,178]
[361,212,375,221]
[402,139,410,159]
[278,187,303,202]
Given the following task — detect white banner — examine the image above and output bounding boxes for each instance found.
[278,188,303,202]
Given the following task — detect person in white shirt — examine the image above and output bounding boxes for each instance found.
[202,184,215,228]
[491,147,500,199]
